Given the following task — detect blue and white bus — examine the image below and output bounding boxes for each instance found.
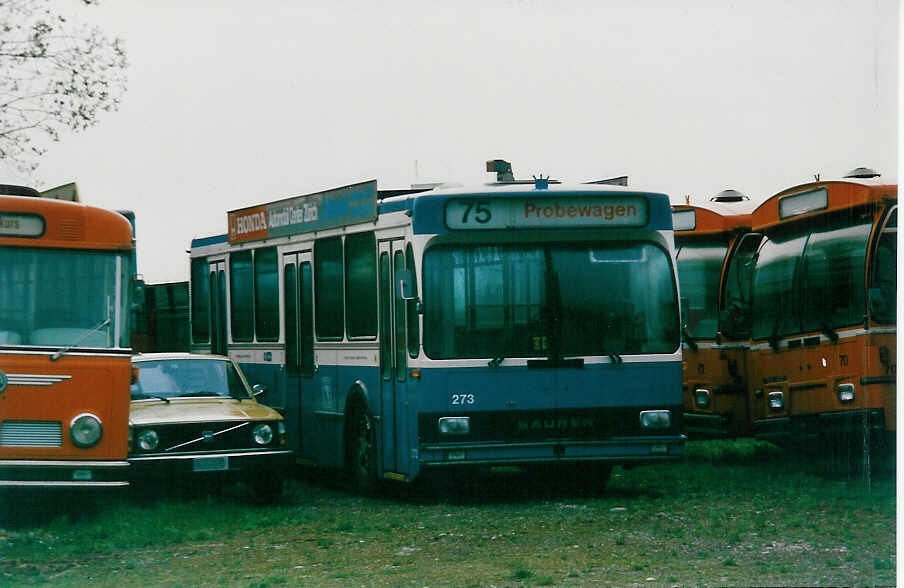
[189,173,684,490]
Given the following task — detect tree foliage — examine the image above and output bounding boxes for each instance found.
[0,0,127,174]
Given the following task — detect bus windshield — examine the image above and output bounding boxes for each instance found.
[752,214,872,340]
[675,240,728,339]
[423,241,679,359]
[0,247,130,348]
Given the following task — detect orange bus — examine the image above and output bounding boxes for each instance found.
[673,191,754,437]
[736,169,896,454]
[0,185,135,487]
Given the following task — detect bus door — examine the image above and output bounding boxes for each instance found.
[378,239,409,475]
[208,260,227,356]
[282,250,315,458]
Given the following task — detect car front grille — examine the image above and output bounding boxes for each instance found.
[132,421,279,454]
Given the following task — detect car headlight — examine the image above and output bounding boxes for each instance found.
[70,413,103,448]
[252,423,274,445]
[137,429,159,451]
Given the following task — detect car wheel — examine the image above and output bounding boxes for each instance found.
[250,474,283,504]
[348,409,378,494]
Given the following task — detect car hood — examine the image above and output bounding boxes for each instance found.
[129,398,282,426]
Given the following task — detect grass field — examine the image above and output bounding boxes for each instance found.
[0,440,896,587]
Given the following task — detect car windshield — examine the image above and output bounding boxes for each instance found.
[423,241,679,359]
[131,359,251,400]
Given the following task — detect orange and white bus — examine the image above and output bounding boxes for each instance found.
[0,185,134,487]
[737,169,896,453]
[673,191,754,437]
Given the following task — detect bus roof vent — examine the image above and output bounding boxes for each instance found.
[486,159,515,183]
[710,189,749,203]
[843,167,880,179]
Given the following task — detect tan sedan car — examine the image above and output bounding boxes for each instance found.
[128,353,292,501]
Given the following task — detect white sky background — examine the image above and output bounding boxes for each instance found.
[7,0,899,283]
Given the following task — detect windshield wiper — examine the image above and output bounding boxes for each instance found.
[131,393,170,404]
[488,356,505,368]
[173,391,221,398]
[51,318,111,361]
[608,353,623,364]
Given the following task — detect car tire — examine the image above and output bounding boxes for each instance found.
[250,474,283,504]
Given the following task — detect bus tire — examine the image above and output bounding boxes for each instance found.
[347,408,378,494]
[576,462,613,494]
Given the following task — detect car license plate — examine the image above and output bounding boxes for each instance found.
[193,456,228,472]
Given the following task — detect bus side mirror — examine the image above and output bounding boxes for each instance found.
[397,268,417,302]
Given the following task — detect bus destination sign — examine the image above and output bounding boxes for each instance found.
[228,180,377,243]
[0,212,44,238]
[444,196,648,230]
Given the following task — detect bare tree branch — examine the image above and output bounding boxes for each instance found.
[0,0,128,175]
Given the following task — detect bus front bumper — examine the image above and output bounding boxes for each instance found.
[0,459,130,488]
[754,408,886,441]
[418,436,686,467]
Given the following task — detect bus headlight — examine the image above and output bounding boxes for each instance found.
[639,410,671,429]
[694,388,711,408]
[253,423,274,445]
[836,383,855,404]
[70,413,103,448]
[137,429,159,451]
[438,417,470,435]
[767,391,784,411]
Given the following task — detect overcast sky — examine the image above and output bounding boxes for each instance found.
[7,0,899,283]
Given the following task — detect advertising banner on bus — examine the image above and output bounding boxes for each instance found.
[228,180,377,243]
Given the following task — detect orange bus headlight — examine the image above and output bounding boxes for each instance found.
[767,391,784,411]
[836,383,855,404]
[694,388,711,408]
[70,413,103,448]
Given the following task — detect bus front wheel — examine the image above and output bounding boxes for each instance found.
[347,408,378,494]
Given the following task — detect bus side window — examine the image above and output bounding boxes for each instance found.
[870,207,897,323]
[191,257,210,344]
[314,237,344,340]
[405,243,420,359]
[230,250,254,342]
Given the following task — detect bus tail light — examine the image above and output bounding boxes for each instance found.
[438,417,470,435]
[639,410,671,429]
[767,391,784,411]
[694,388,711,408]
[836,383,855,404]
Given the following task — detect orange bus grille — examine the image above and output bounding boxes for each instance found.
[0,421,62,447]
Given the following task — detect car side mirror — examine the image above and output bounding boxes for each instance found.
[251,384,266,398]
